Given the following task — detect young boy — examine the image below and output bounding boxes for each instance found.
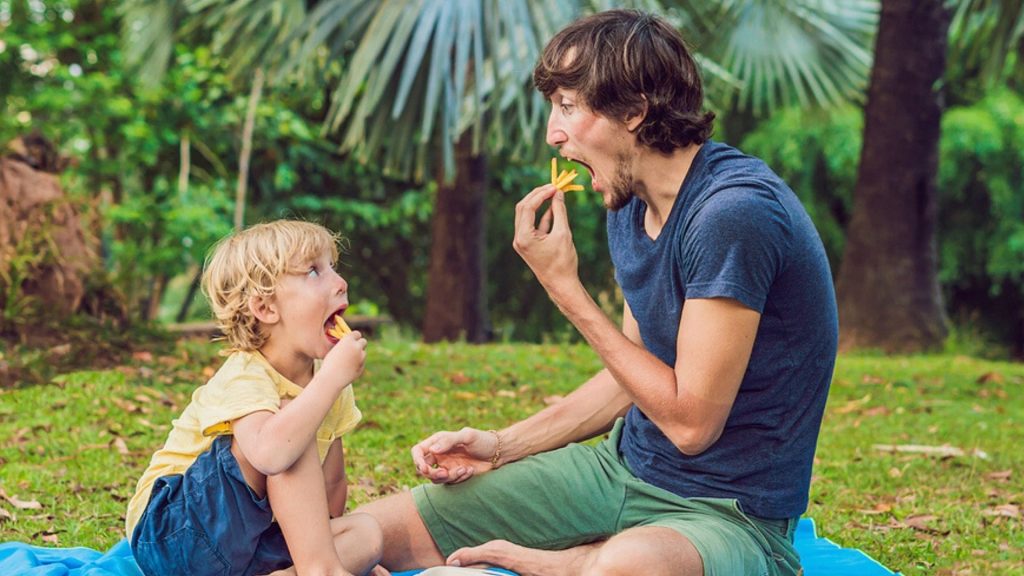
[126,220,382,576]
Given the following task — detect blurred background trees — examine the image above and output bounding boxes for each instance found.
[1,0,1022,357]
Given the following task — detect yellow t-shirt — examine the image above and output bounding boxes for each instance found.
[124,350,361,536]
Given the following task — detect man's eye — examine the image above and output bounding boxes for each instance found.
[561,103,575,115]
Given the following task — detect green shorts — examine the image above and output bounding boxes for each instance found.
[412,419,801,576]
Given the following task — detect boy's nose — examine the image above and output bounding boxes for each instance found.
[330,268,348,293]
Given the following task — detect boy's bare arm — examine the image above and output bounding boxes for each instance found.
[322,438,348,517]
[234,333,366,476]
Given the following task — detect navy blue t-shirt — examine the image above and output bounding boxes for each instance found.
[607,140,838,519]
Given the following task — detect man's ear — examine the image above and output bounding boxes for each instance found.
[625,95,649,132]
[249,295,280,325]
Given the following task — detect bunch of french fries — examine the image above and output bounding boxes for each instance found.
[327,315,352,339]
[550,158,584,192]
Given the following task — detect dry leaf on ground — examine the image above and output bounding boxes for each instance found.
[982,504,1020,519]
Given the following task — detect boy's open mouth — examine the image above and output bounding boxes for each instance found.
[324,308,351,343]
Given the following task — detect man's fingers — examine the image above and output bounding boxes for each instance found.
[411,432,447,470]
[515,185,558,237]
[539,205,553,234]
[549,189,570,234]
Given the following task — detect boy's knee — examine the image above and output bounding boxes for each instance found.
[336,513,384,562]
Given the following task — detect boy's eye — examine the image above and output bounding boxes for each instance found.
[307,266,319,278]
[561,103,575,115]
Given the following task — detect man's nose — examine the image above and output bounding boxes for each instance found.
[546,111,567,147]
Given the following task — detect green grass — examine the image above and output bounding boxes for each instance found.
[1,338,1022,574]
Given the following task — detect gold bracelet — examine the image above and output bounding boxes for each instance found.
[488,429,502,467]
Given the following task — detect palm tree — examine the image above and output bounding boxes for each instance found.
[121,0,876,342]
[835,0,951,353]
[835,0,1024,352]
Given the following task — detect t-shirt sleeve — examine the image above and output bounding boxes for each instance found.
[329,385,362,438]
[681,186,790,313]
[195,372,281,437]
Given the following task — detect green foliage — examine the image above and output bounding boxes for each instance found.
[741,90,1024,354]
[1,340,1021,574]
[1,2,240,321]
[248,136,436,325]
[938,88,1024,351]
[939,88,1024,286]
[486,162,617,341]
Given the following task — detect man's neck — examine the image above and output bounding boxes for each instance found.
[633,143,702,238]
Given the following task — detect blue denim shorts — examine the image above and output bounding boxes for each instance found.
[130,436,292,576]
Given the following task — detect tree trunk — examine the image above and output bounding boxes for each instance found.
[836,0,950,352]
[235,68,264,231]
[421,135,489,343]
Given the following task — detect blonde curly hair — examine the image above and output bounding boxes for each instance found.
[201,220,341,353]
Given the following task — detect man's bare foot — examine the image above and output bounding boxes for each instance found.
[446,539,594,576]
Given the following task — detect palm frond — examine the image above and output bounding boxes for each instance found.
[120,0,183,86]
[285,0,581,182]
[950,0,1024,84]
[679,0,879,114]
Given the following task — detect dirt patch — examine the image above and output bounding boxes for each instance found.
[0,134,100,331]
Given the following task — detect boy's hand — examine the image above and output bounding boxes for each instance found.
[323,330,367,387]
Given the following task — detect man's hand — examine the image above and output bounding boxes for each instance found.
[411,428,500,484]
[513,184,580,299]
[322,330,367,387]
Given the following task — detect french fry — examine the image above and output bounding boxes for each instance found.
[549,158,584,192]
[327,315,352,339]
[554,169,578,190]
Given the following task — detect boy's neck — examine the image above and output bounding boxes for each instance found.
[258,343,314,387]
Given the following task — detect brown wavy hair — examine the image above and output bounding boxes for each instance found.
[534,9,714,153]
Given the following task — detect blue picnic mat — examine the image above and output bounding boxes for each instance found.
[0,518,897,575]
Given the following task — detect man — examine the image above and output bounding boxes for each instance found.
[359,10,838,576]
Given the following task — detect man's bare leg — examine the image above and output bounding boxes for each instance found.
[353,492,445,571]
[446,526,703,576]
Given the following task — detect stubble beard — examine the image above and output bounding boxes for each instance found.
[605,153,643,211]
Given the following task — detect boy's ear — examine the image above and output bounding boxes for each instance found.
[248,295,280,325]
[625,95,649,132]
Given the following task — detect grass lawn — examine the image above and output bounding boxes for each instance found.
[1,336,1021,574]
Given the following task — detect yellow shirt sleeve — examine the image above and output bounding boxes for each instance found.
[195,354,281,436]
[329,385,362,439]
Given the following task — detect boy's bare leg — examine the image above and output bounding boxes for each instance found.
[328,514,383,575]
[353,492,445,571]
[265,514,383,576]
[267,441,349,576]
